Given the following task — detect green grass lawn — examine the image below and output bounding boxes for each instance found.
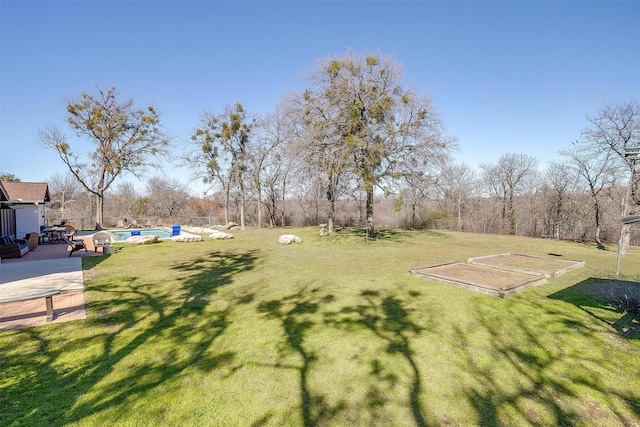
[1,228,639,426]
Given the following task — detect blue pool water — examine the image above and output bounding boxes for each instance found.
[109,228,172,242]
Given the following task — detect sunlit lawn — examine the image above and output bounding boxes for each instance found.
[1,228,639,426]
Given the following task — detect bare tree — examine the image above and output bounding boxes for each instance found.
[107,181,139,225]
[561,142,619,247]
[146,176,191,219]
[481,153,539,234]
[439,163,478,231]
[542,162,580,239]
[47,172,83,222]
[38,86,169,226]
[250,106,296,228]
[288,82,352,233]
[581,100,640,254]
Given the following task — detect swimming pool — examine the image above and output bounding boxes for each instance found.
[108,228,172,242]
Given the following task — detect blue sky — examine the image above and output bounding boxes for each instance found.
[1,1,639,195]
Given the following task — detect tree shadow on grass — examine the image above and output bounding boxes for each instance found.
[457,293,640,426]
[549,277,640,340]
[324,289,432,426]
[330,227,438,242]
[256,287,345,427]
[0,249,257,426]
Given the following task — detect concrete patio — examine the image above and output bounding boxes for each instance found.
[0,236,103,331]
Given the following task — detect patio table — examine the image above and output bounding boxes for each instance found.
[44,227,67,243]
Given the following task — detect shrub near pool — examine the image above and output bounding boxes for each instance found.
[1,228,638,426]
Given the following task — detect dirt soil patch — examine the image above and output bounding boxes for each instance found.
[411,261,547,298]
[467,253,585,277]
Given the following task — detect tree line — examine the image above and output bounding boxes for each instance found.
[28,50,639,250]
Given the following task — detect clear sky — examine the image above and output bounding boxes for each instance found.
[1,0,639,195]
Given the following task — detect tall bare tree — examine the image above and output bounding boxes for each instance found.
[561,142,619,247]
[250,106,295,228]
[47,172,83,222]
[542,161,579,239]
[38,86,169,226]
[146,176,191,219]
[439,163,478,231]
[289,82,351,233]
[481,153,538,234]
[581,100,640,253]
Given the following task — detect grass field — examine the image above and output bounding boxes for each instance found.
[1,228,639,426]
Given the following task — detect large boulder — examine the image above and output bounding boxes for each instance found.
[182,225,218,235]
[171,232,203,242]
[210,230,234,240]
[125,235,159,245]
[279,234,301,245]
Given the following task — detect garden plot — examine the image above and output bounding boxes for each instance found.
[467,253,585,278]
[411,253,585,298]
[410,261,547,298]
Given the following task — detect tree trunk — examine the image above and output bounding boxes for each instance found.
[256,185,263,229]
[96,193,104,226]
[328,198,335,233]
[327,180,336,233]
[594,197,603,248]
[280,178,287,228]
[411,202,418,229]
[508,189,516,235]
[366,187,375,240]
[239,190,246,230]
[457,194,462,232]
[223,189,230,226]
[620,168,639,255]
[620,225,631,255]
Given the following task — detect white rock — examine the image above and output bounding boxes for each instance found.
[209,230,234,240]
[171,232,203,242]
[279,234,301,244]
[125,235,159,245]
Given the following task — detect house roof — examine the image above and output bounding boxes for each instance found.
[0,181,51,203]
[0,183,8,202]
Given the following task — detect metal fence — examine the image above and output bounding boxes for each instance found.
[53,216,227,231]
[425,219,640,246]
[53,215,639,247]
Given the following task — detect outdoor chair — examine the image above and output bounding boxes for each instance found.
[62,233,88,257]
[0,235,29,259]
[65,224,78,236]
[25,232,39,250]
[92,231,112,253]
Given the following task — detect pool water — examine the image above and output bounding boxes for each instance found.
[109,228,172,242]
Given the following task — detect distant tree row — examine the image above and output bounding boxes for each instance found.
[34,50,639,250]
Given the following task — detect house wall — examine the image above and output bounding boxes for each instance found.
[0,207,16,237]
[14,204,42,238]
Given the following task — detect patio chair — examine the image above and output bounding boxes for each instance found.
[65,224,77,236]
[25,232,39,250]
[0,235,29,258]
[92,231,112,253]
[61,233,88,257]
